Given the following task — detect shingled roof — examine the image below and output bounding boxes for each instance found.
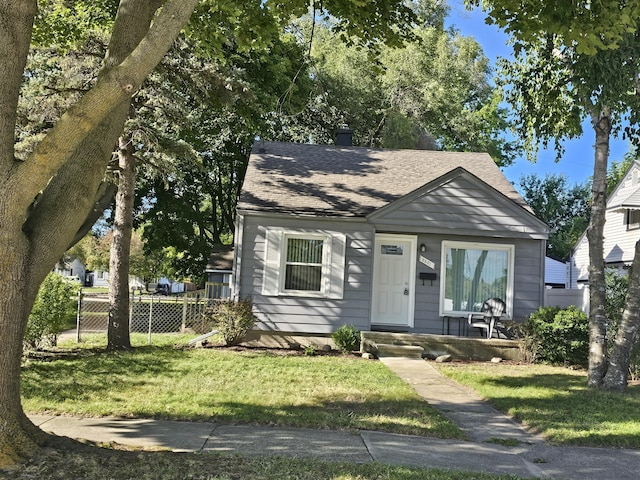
[238,141,529,217]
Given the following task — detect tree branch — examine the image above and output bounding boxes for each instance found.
[67,181,118,249]
[21,0,199,283]
[0,0,37,171]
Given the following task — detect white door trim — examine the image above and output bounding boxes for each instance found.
[371,234,417,327]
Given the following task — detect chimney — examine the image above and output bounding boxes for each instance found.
[335,127,353,146]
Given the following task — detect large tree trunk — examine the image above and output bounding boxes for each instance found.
[108,135,137,350]
[0,0,199,467]
[603,239,640,390]
[586,108,611,388]
[0,1,40,466]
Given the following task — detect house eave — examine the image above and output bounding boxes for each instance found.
[236,209,369,222]
[370,223,548,240]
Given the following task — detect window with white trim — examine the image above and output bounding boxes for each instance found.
[283,236,324,292]
[262,228,346,298]
[440,241,514,315]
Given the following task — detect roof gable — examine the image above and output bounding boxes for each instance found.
[238,141,531,217]
[607,161,640,212]
[368,168,549,238]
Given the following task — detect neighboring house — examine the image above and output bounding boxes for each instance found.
[55,258,145,290]
[151,277,196,294]
[86,268,146,289]
[232,141,549,336]
[86,268,109,288]
[205,246,233,299]
[53,257,86,284]
[545,256,568,288]
[569,161,640,288]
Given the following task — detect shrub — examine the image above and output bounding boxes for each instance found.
[331,324,360,353]
[605,269,628,331]
[522,306,589,366]
[605,269,640,379]
[25,273,79,350]
[205,297,256,346]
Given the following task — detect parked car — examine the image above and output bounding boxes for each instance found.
[155,283,170,295]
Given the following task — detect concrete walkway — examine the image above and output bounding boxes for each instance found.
[28,357,640,479]
[378,357,545,444]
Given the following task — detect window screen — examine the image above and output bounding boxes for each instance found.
[284,238,324,291]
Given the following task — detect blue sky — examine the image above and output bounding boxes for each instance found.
[445,1,631,190]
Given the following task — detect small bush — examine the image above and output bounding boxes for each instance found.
[205,297,256,346]
[25,273,79,350]
[522,306,589,366]
[331,324,360,353]
[605,269,640,379]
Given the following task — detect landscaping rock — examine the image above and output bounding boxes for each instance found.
[322,344,332,352]
[491,357,503,363]
[361,352,375,359]
[435,354,452,363]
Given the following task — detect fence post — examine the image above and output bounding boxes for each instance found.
[75,289,83,343]
[129,288,135,333]
[182,296,188,332]
[148,297,153,345]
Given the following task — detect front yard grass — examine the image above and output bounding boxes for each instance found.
[21,339,463,439]
[435,362,640,448]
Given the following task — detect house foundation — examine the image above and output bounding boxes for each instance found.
[240,329,523,362]
[361,331,523,362]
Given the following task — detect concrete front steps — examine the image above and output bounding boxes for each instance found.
[362,331,522,361]
[375,343,425,358]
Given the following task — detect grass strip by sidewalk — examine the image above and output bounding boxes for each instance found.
[21,338,464,439]
[435,362,640,448]
[11,449,535,480]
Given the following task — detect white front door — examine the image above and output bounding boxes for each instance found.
[371,234,416,327]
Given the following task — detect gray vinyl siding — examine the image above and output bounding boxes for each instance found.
[237,214,374,333]
[239,221,543,335]
[371,175,546,238]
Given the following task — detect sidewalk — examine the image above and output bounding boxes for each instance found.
[28,357,640,480]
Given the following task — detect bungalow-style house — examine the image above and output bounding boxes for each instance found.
[569,161,640,287]
[232,141,549,338]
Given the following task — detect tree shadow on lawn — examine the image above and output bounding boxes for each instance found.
[466,372,640,448]
[20,347,465,439]
[202,398,466,439]
[21,346,180,404]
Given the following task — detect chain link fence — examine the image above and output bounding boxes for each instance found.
[76,292,219,344]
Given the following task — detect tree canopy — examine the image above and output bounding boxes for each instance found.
[468,0,640,55]
[275,17,515,165]
[519,174,590,260]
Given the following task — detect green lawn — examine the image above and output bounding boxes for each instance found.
[435,362,640,448]
[22,337,463,439]
[17,339,640,480]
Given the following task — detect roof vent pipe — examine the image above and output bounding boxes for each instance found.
[335,127,353,146]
